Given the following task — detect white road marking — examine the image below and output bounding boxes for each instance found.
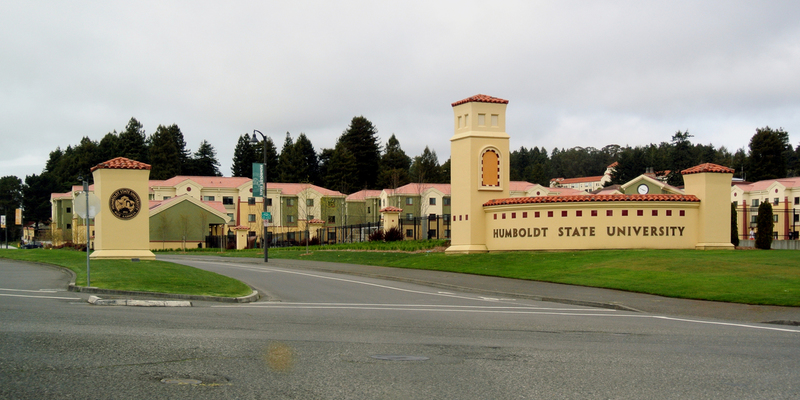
[0,293,77,300]
[0,288,59,293]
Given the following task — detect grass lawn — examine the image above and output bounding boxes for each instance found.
[160,242,800,307]
[0,249,252,298]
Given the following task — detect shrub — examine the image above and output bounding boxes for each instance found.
[368,229,385,242]
[730,202,739,247]
[384,227,404,242]
[308,237,320,246]
[755,202,774,250]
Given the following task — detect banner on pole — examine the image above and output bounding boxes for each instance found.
[252,163,265,197]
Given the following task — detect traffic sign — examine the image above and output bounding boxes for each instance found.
[262,212,271,220]
[74,192,101,219]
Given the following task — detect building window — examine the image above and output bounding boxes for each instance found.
[367,207,371,214]
[443,197,450,206]
[163,196,171,200]
[429,198,436,206]
[622,210,628,216]
[307,199,314,206]
[443,214,450,221]
[494,214,498,220]
[382,199,385,207]
[248,214,256,222]
[287,215,295,223]
[637,210,644,216]
[445,229,451,238]
[481,149,500,187]
[66,207,71,213]
[266,198,273,206]
[66,223,71,229]
[287,232,296,240]
[227,213,234,222]
[287,198,295,207]
[794,214,799,223]
[328,216,335,223]
[680,210,686,217]
[591,210,597,217]
[328,232,336,240]
[406,197,413,205]
[774,215,779,222]
[511,212,516,219]
[307,215,314,220]
[795,197,799,205]
[652,210,658,216]
[576,211,582,217]
[223,196,234,205]
[607,210,613,216]
[561,211,568,217]
[774,198,780,206]
[753,199,759,207]
[523,212,528,218]
[406,213,414,221]
[491,114,499,126]
[547,211,553,218]
[667,210,672,216]
[733,201,737,207]
[203,196,215,201]
[751,215,757,223]
[478,113,485,126]
[406,229,413,238]
[248,197,256,205]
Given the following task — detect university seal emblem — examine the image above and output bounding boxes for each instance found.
[109,188,141,220]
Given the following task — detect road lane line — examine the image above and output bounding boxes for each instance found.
[0,293,78,300]
[0,288,59,293]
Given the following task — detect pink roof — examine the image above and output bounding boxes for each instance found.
[549,187,589,196]
[551,175,603,185]
[148,195,228,215]
[733,177,800,192]
[452,94,509,107]
[91,157,151,172]
[70,184,95,192]
[509,181,536,192]
[152,176,252,189]
[387,183,451,196]
[266,182,344,197]
[485,194,700,206]
[51,191,72,200]
[380,206,403,213]
[346,189,383,201]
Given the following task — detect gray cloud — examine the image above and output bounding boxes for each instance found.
[1,1,799,181]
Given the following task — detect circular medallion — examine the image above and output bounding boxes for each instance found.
[109,188,141,220]
[637,184,649,195]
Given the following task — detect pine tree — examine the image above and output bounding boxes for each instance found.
[118,117,148,163]
[409,146,442,184]
[231,134,258,177]
[293,133,319,184]
[148,125,181,180]
[747,126,790,181]
[323,144,358,194]
[185,140,221,176]
[339,116,381,189]
[378,134,411,188]
[277,132,296,183]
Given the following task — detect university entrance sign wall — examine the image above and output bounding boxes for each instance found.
[89,157,155,260]
[445,95,735,254]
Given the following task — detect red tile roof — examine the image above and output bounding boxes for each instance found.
[551,175,603,184]
[380,206,403,213]
[307,219,326,224]
[90,157,151,172]
[484,194,700,206]
[451,94,509,107]
[681,163,734,175]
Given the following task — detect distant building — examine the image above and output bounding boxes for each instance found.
[731,177,800,240]
[549,162,617,192]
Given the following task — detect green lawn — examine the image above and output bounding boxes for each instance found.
[0,249,252,298]
[168,243,800,306]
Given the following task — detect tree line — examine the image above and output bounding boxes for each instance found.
[511,127,799,188]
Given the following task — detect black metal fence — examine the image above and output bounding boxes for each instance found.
[735,206,799,240]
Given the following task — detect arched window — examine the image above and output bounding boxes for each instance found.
[481,149,499,187]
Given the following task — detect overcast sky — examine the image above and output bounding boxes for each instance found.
[2,1,799,182]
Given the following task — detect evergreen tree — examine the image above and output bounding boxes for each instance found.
[611,147,647,185]
[378,134,411,188]
[231,133,258,178]
[277,132,297,183]
[293,133,319,184]
[97,132,120,162]
[731,202,740,247]
[185,140,221,176]
[667,131,693,187]
[409,146,442,184]
[166,124,191,172]
[0,176,22,240]
[755,201,774,249]
[339,116,381,189]
[118,117,148,163]
[22,173,61,226]
[440,158,451,184]
[323,144,358,194]
[148,125,181,180]
[747,126,790,181]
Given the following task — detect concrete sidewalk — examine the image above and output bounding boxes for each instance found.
[163,255,800,325]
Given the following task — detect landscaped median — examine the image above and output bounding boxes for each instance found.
[159,241,800,307]
[0,249,253,299]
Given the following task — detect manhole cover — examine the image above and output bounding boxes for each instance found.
[370,355,429,361]
[161,378,202,385]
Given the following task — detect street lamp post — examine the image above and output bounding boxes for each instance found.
[250,130,269,263]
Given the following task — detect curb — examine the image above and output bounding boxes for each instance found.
[69,284,261,303]
[88,295,192,307]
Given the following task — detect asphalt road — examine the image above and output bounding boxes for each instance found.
[1,257,799,399]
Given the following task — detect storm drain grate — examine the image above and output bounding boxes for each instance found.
[371,355,429,361]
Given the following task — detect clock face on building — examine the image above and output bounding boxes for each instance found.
[637,184,649,195]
